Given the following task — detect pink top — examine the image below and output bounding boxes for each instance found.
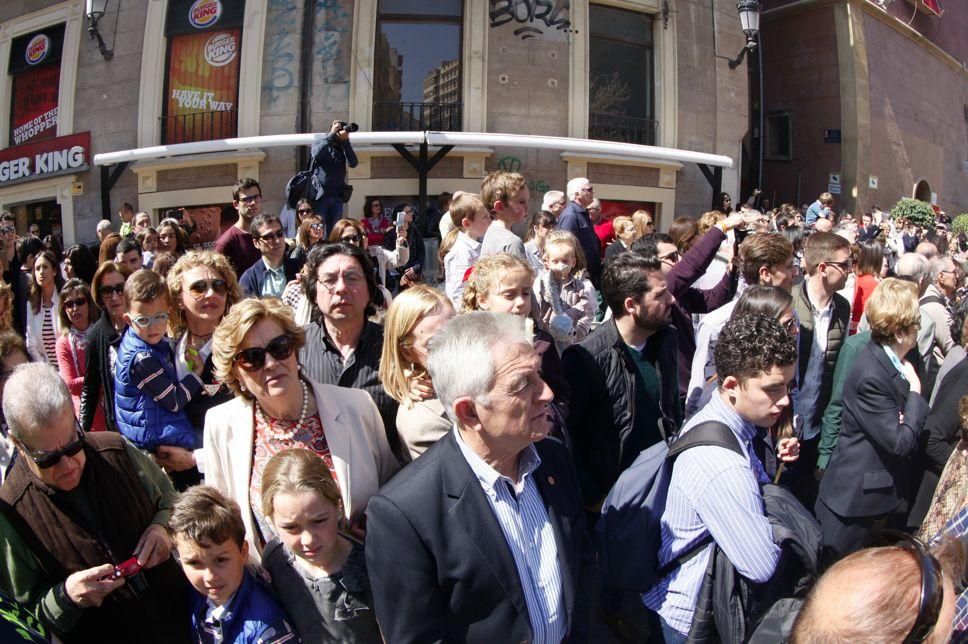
[56,333,107,430]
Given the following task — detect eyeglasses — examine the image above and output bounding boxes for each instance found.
[580,187,594,193]
[318,270,365,292]
[659,251,680,263]
[782,317,799,333]
[257,229,285,242]
[825,259,853,272]
[233,334,294,372]
[20,425,86,469]
[644,220,654,227]
[310,223,325,231]
[130,312,169,328]
[0,227,14,235]
[340,234,361,244]
[297,208,313,215]
[238,194,263,204]
[63,298,87,310]
[188,279,228,298]
[97,283,125,298]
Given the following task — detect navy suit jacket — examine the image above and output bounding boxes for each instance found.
[818,341,929,519]
[238,253,302,298]
[365,431,586,643]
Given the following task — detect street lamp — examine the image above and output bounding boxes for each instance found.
[85,0,113,60]
[728,0,761,69]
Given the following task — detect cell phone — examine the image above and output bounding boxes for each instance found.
[102,556,143,580]
[395,212,407,228]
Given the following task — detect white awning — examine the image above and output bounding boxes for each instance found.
[92,131,733,169]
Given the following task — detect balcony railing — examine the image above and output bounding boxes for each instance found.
[589,112,657,146]
[161,109,238,145]
[373,101,462,132]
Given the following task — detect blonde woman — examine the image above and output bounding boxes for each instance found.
[604,216,638,262]
[632,209,655,238]
[378,285,455,461]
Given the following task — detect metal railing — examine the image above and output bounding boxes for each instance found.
[589,112,658,146]
[161,109,238,145]
[373,101,462,132]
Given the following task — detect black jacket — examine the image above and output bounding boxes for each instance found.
[562,318,682,506]
[79,311,123,432]
[310,132,358,198]
[237,252,303,298]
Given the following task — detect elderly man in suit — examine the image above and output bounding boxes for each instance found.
[366,312,585,643]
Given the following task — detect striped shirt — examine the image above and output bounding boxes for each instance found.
[41,305,57,365]
[643,391,780,635]
[453,426,566,644]
[130,345,203,414]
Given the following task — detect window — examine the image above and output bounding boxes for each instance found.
[8,24,65,146]
[588,5,655,145]
[373,0,462,131]
[766,112,793,160]
[161,0,245,144]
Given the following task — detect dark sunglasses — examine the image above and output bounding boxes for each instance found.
[659,251,680,263]
[310,223,325,231]
[63,298,87,310]
[297,208,314,215]
[341,234,361,244]
[21,426,85,469]
[233,334,294,372]
[188,279,228,297]
[257,229,285,242]
[98,283,125,298]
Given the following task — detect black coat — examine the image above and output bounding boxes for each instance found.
[562,319,682,506]
[818,341,929,519]
[79,311,123,432]
[365,432,586,643]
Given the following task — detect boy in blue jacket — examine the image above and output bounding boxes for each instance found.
[114,269,203,455]
[170,486,299,644]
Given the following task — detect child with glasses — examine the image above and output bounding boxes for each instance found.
[114,269,204,460]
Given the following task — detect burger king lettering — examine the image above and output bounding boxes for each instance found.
[25,34,50,65]
[189,0,222,29]
[204,32,237,67]
[0,133,91,187]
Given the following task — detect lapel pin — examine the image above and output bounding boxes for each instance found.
[547,475,555,485]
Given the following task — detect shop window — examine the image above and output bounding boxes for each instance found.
[162,0,245,144]
[7,24,65,146]
[588,5,655,146]
[373,0,463,131]
[766,112,793,160]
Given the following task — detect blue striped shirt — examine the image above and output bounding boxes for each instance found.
[643,392,780,635]
[453,426,566,644]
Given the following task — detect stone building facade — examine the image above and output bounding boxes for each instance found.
[0,0,752,245]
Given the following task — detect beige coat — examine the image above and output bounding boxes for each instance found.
[202,378,399,563]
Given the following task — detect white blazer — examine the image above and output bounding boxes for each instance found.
[25,291,61,364]
[202,378,400,563]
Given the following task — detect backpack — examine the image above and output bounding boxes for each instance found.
[596,421,743,592]
[284,155,320,208]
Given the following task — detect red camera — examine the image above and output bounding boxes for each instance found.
[103,557,143,580]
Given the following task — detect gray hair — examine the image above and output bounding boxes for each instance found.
[929,256,954,282]
[916,242,938,260]
[96,219,113,233]
[3,363,73,442]
[541,190,564,211]
[426,312,530,423]
[895,253,930,284]
[566,177,589,201]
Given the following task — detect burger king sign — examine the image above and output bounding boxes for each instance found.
[25,34,50,65]
[189,0,222,29]
[204,32,237,67]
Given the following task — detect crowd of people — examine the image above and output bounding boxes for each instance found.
[0,171,965,644]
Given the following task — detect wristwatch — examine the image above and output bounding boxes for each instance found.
[397,239,409,248]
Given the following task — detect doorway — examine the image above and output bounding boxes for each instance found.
[9,199,61,238]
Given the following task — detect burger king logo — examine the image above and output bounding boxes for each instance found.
[204,32,237,67]
[189,0,222,29]
[25,34,50,65]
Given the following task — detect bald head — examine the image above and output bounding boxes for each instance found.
[917,242,939,260]
[814,218,833,233]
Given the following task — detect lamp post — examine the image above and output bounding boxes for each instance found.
[85,0,113,60]
[728,0,761,69]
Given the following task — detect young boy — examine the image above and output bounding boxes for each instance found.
[169,486,298,643]
[479,171,530,259]
[114,269,203,456]
[443,192,492,309]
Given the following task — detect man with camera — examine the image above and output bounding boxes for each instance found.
[0,364,189,642]
[311,119,359,236]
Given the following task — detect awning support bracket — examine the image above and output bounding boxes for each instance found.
[697,163,723,209]
[100,161,130,220]
[392,142,454,219]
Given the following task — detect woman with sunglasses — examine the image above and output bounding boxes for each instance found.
[153,251,241,486]
[25,250,64,366]
[291,214,326,266]
[204,298,398,562]
[54,279,104,430]
[362,197,390,247]
[79,262,128,433]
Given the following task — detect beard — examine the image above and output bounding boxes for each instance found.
[633,306,670,332]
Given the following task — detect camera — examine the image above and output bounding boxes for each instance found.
[336,121,359,134]
[102,556,143,580]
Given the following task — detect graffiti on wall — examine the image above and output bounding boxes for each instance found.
[264,0,297,106]
[489,0,571,40]
[497,155,551,193]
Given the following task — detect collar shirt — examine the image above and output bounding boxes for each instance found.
[260,258,287,298]
[453,426,566,644]
[797,291,834,440]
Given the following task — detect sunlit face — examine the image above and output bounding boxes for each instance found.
[118,249,143,274]
[233,318,300,403]
[124,296,170,345]
[270,490,342,569]
[628,271,673,331]
[656,242,680,276]
[368,201,383,219]
[306,217,325,243]
[478,268,532,318]
[143,232,159,253]
[576,183,595,208]
[33,255,55,290]
[16,403,86,492]
[533,220,554,243]
[254,221,286,265]
[62,290,91,332]
[545,242,576,280]
[158,226,178,253]
[406,305,455,369]
[134,213,151,233]
[233,186,263,221]
[465,206,492,241]
[173,535,248,608]
[98,271,127,321]
[179,265,228,328]
[314,254,370,326]
[724,364,795,429]
[762,256,796,293]
[819,248,852,292]
[501,186,530,225]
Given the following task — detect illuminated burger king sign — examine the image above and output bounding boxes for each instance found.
[189,0,222,29]
[25,34,50,65]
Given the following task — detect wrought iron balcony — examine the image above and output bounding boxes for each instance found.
[589,112,658,146]
[161,109,238,145]
[373,101,462,132]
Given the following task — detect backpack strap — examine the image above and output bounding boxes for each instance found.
[920,294,945,308]
[656,421,745,577]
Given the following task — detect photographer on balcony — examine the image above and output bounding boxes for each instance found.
[311,120,359,238]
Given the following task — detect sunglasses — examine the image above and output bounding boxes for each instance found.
[659,251,680,263]
[0,227,14,235]
[63,298,87,310]
[257,229,285,242]
[188,279,228,298]
[297,208,313,215]
[130,312,169,328]
[233,334,294,372]
[310,223,325,231]
[98,283,125,298]
[341,234,361,244]
[21,426,85,469]
[238,194,263,204]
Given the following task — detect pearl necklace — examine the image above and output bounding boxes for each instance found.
[256,379,310,441]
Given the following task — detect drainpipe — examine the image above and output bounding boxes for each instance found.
[298,0,315,169]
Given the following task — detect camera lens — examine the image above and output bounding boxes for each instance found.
[346,122,359,133]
